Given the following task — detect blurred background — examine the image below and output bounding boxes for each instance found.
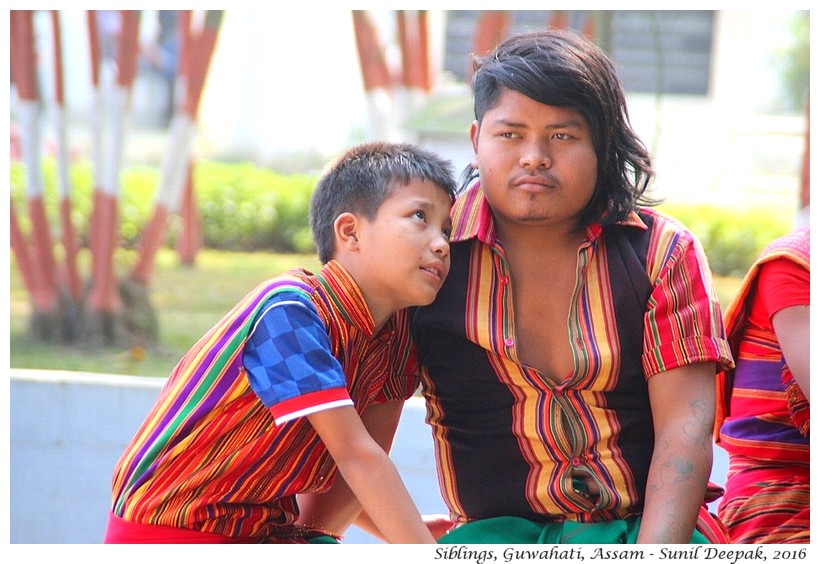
[11,9,809,200]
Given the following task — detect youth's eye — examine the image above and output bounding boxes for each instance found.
[442,227,452,240]
[553,132,573,140]
[413,210,427,222]
[500,132,519,139]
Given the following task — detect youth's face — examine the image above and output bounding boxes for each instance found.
[470,88,598,233]
[356,179,452,312]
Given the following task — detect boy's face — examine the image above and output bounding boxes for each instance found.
[354,179,452,313]
[470,88,598,233]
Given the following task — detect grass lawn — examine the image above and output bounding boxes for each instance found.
[9,247,743,379]
[9,248,321,378]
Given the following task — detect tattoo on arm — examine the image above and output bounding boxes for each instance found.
[682,398,711,448]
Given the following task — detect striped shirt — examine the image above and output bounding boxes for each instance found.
[411,182,733,524]
[714,227,810,544]
[110,260,419,539]
[716,226,810,462]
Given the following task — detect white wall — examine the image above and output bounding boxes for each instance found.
[8,368,446,544]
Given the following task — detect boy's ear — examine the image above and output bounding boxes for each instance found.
[334,212,360,251]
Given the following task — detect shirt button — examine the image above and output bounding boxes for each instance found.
[504,338,514,347]
[500,276,510,285]
[553,386,563,396]
[571,457,582,467]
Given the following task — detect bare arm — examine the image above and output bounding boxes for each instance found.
[297,401,402,540]
[772,304,810,402]
[299,402,435,544]
[638,363,716,544]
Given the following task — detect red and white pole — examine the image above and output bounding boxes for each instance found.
[130,11,222,282]
[87,10,140,314]
[352,10,396,140]
[10,10,59,316]
[50,10,83,302]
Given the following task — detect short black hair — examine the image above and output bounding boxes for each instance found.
[310,141,457,263]
[464,29,658,225]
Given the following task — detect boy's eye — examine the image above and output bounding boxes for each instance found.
[442,228,452,239]
[413,210,427,221]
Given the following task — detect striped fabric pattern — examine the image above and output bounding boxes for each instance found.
[715,227,810,543]
[110,260,419,539]
[413,182,732,531]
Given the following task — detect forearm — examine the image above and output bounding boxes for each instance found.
[638,423,712,543]
[336,446,435,543]
[305,402,435,544]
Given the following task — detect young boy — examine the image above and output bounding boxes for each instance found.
[104,141,456,544]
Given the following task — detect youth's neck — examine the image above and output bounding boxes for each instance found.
[494,219,587,254]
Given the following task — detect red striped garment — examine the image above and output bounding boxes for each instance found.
[412,182,733,540]
[108,260,419,541]
[715,227,810,544]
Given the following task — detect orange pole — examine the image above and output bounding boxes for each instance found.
[9,14,36,298]
[397,11,429,92]
[176,162,202,265]
[352,11,392,92]
[549,10,570,30]
[10,204,38,302]
[469,11,509,80]
[183,11,222,118]
[417,11,432,92]
[130,205,171,285]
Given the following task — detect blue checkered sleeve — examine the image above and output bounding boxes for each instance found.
[243,292,347,409]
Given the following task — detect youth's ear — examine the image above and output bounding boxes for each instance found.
[469,120,480,168]
[334,212,360,251]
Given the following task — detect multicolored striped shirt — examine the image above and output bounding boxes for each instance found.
[411,182,733,525]
[716,226,810,461]
[110,260,419,539]
[714,227,810,544]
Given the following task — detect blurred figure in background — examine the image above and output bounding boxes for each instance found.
[714,226,810,544]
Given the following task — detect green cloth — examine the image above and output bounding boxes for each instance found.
[306,534,340,544]
[439,515,710,544]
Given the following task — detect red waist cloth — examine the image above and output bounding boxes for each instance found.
[104,512,255,544]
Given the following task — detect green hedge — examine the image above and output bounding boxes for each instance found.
[657,203,793,278]
[10,159,793,276]
[10,159,317,254]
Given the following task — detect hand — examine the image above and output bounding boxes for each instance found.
[424,514,455,540]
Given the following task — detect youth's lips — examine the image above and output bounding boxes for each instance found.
[513,174,558,190]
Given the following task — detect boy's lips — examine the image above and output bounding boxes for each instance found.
[421,261,447,281]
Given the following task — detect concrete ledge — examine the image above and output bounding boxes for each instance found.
[9,368,446,544]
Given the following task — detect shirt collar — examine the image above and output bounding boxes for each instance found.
[450,181,648,246]
[316,259,376,336]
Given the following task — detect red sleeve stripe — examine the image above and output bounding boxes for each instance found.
[270,388,353,424]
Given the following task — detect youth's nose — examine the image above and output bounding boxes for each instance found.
[519,141,552,170]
